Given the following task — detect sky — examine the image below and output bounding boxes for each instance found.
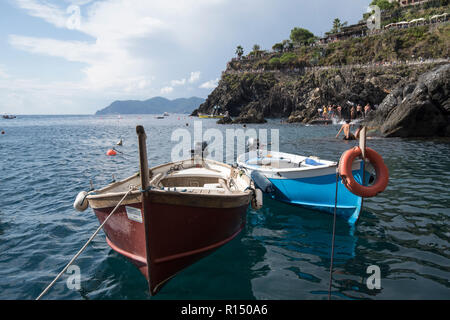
[0,0,371,114]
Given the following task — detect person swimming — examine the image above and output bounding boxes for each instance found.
[336,120,356,140]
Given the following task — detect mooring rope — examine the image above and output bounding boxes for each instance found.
[328,167,340,300]
[36,187,135,300]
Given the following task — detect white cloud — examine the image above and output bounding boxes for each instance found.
[5,0,367,114]
[9,0,230,101]
[188,71,201,83]
[14,0,68,28]
[170,78,186,86]
[199,78,219,89]
[0,66,9,79]
[160,86,173,94]
[169,71,201,87]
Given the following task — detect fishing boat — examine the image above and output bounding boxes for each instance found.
[198,105,225,119]
[237,143,372,224]
[2,115,16,119]
[163,112,169,117]
[74,126,259,295]
[198,113,225,119]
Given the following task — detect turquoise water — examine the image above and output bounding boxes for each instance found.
[0,115,449,300]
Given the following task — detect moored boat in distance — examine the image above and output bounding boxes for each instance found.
[2,114,16,119]
[163,112,169,116]
[237,147,370,224]
[198,105,226,119]
[74,128,259,295]
[198,113,225,119]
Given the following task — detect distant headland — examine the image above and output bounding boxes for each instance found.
[95,96,205,115]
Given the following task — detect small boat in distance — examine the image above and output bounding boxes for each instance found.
[2,114,16,119]
[163,112,169,116]
[155,115,165,119]
[198,113,225,119]
[198,105,226,119]
[237,144,370,224]
[74,128,259,295]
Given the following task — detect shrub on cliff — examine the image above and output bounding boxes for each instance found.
[290,27,315,45]
[280,52,298,65]
[269,57,281,68]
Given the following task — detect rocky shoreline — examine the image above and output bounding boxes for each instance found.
[192,61,449,137]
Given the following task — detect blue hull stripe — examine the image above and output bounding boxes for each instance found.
[267,168,366,224]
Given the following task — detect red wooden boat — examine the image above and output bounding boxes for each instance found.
[74,126,258,295]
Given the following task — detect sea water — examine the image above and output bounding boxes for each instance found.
[0,115,449,300]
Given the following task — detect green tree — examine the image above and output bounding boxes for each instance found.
[282,39,294,51]
[269,57,281,68]
[331,18,348,33]
[370,0,398,10]
[280,52,297,65]
[272,42,284,53]
[235,45,244,59]
[251,44,262,57]
[290,27,315,45]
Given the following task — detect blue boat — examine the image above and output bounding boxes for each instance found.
[237,150,370,224]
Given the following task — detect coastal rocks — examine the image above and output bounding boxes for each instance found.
[216,115,233,124]
[233,102,267,123]
[192,62,447,130]
[365,64,450,137]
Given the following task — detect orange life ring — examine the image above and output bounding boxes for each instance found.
[338,147,388,198]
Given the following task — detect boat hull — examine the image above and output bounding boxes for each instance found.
[267,166,366,224]
[238,151,368,224]
[93,190,249,294]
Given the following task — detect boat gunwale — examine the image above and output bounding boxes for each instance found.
[86,158,253,209]
[237,151,362,174]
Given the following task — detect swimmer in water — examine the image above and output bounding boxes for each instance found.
[336,120,356,140]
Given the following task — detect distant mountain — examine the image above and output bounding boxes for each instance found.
[95,96,205,115]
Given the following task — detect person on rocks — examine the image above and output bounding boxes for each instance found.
[356,104,363,118]
[364,104,372,117]
[337,105,342,119]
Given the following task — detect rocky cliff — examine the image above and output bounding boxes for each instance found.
[364,63,450,137]
[192,61,447,126]
[191,21,449,137]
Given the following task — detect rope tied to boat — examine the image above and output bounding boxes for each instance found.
[36,186,136,300]
[140,186,153,193]
[328,165,340,300]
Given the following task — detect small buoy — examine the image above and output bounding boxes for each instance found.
[186,123,189,126]
[74,191,89,211]
[251,189,263,210]
[106,149,117,156]
[1,131,4,135]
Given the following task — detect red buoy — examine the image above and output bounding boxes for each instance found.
[106,149,117,156]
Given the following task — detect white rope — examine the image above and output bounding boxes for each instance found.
[36,187,135,300]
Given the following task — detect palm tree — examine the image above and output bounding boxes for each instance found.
[252,44,261,58]
[331,18,348,33]
[235,45,244,59]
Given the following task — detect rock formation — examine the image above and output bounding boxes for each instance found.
[365,64,450,137]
